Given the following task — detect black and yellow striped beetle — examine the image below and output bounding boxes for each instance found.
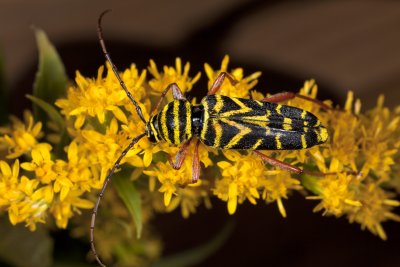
[91,10,330,267]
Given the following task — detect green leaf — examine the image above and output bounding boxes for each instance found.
[32,27,67,125]
[0,46,9,124]
[0,218,53,267]
[113,173,143,239]
[301,174,321,195]
[26,94,70,157]
[150,221,234,267]
[54,130,71,158]
[26,94,65,131]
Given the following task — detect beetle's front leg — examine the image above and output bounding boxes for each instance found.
[168,140,191,170]
[152,83,186,116]
[207,72,238,95]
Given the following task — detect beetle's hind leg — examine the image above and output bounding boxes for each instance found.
[260,92,332,111]
[253,151,302,174]
[254,151,360,177]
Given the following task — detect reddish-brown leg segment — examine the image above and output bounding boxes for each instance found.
[168,140,191,170]
[207,72,239,95]
[253,151,302,174]
[303,170,360,177]
[191,140,201,183]
[261,92,332,111]
[152,83,186,116]
[254,151,360,177]
[168,139,201,184]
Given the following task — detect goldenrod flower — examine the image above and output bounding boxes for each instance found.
[214,151,263,214]
[1,54,399,261]
[347,182,400,240]
[0,159,47,231]
[148,58,201,97]
[0,110,45,158]
[55,64,146,128]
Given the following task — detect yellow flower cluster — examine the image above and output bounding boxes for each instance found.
[1,55,399,245]
[0,112,93,230]
[305,91,400,239]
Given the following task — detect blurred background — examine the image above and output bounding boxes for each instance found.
[1,0,400,266]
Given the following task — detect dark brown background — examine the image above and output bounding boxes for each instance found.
[1,1,399,266]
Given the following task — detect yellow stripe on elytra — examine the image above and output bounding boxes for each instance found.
[241,119,269,127]
[240,115,270,122]
[255,100,263,106]
[213,121,223,147]
[301,134,307,148]
[266,109,271,118]
[275,105,282,115]
[173,101,180,144]
[213,95,224,113]
[283,117,292,131]
[219,97,252,118]
[223,119,252,149]
[200,100,209,141]
[251,139,263,150]
[275,134,282,149]
[160,105,171,143]
[301,110,307,119]
[185,101,192,139]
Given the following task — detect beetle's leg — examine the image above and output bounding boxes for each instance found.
[152,83,186,116]
[303,170,360,177]
[260,92,332,111]
[191,139,201,183]
[168,140,201,185]
[254,151,360,177]
[168,140,191,170]
[253,151,302,174]
[207,72,239,95]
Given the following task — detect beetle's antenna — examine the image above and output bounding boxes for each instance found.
[90,133,147,267]
[97,9,147,124]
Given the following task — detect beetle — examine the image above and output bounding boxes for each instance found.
[90,10,330,267]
